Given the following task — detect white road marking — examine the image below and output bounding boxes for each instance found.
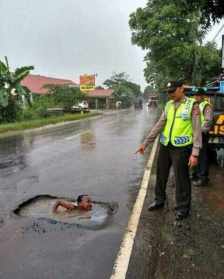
[66,133,82,141]
[66,130,91,141]
[110,137,159,279]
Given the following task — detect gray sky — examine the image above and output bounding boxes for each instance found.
[205,19,224,47]
[0,0,147,88]
[0,1,222,90]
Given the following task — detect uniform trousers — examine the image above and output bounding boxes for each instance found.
[197,133,209,178]
[155,143,192,214]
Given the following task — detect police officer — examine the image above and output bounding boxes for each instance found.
[136,81,202,220]
[192,88,213,186]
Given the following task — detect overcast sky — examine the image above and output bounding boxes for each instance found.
[0,0,147,88]
[0,0,223,89]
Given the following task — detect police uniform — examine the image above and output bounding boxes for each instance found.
[193,90,213,185]
[144,81,202,219]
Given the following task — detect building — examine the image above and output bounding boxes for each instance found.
[21,74,78,95]
[86,88,114,109]
[21,75,115,109]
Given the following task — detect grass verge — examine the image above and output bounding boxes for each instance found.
[0,112,101,134]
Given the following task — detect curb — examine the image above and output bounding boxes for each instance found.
[110,137,159,279]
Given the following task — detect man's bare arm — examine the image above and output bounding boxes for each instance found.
[53,200,76,212]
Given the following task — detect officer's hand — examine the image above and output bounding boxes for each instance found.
[135,144,145,155]
[188,155,198,168]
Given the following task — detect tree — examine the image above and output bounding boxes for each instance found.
[194,42,221,84]
[173,0,224,27]
[0,57,34,122]
[129,1,221,89]
[143,85,155,100]
[104,73,142,108]
[45,84,85,110]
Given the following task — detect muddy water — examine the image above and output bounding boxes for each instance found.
[15,196,117,229]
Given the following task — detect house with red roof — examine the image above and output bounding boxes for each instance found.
[21,74,78,95]
[22,75,115,109]
[86,88,114,109]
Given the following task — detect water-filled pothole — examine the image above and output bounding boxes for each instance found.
[14,195,118,229]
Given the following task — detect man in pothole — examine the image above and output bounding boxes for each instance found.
[53,195,93,213]
[136,80,202,221]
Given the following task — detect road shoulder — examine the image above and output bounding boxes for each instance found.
[126,164,224,279]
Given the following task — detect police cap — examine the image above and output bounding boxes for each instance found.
[166,80,184,93]
[193,87,206,95]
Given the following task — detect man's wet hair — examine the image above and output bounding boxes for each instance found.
[77,194,88,204]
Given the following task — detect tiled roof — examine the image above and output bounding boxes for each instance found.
[86,88,114,98]
[21,74,77,94]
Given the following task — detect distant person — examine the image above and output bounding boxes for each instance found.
[53,195,92,213]
[192,88,213,186]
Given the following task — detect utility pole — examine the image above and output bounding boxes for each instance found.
[222,35,224,70]
[212,24,224,43]
[220,35,224,92]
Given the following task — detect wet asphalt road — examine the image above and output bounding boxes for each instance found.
[0,108,157,279]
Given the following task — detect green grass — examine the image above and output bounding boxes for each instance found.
[0,112,101,134]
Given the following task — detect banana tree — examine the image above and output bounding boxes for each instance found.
[0,56,34,107]
[0,57,34,122]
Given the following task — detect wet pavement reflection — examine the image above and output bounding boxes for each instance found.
[0,108,157,279]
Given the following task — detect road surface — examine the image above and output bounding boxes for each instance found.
[0,108,157,279]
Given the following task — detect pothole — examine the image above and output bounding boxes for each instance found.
[14,195,118,230]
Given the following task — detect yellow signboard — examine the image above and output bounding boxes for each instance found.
[210,114,224,136]
[80,74,95,92]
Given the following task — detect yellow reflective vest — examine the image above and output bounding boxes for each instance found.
[199,100,210,127]
[160,97,195,147]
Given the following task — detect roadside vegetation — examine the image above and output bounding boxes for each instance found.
[19,85,86,120]
[0,56,34,122]
[0,57,141,133]
[0,112,101,134]
[0,56,100,132]
[104,72,142,108]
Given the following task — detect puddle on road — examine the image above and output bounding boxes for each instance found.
[14,195,118,230]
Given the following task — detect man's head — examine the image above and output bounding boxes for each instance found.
[77,194,92,210]
[193,87,206,103]
[166,80,185,101]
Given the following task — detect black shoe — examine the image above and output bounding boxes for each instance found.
[192,179,202,187]
[175,211,189,221]
[190,175,199,181]
[193,177,209,187]
[148,201,164,211]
